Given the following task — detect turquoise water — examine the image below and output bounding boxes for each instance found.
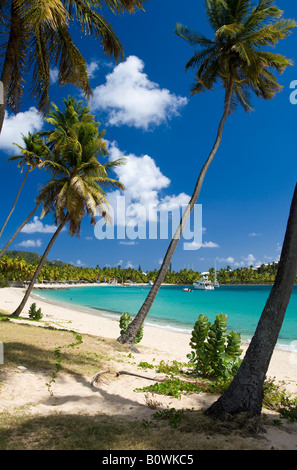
[35,285,297,350]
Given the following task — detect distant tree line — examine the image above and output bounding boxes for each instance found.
[1,251,295,286]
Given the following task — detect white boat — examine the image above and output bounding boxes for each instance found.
[148,280,154,286]
[193,280,214,291]
[183,287,192,292]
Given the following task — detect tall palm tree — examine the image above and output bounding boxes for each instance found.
[11,98,125,317]
[205,183,297,430]
[0,132,43,239]
[0,0,145,133]
[0,96,102,259]
[118,0,296,347]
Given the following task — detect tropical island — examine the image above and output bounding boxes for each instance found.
[0,0,297,454]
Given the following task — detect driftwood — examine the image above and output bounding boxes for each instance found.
[116,370,163,381]
[90,369,110,386]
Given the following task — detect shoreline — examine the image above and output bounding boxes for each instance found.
[31,284,297,353]
[1,287,297,395]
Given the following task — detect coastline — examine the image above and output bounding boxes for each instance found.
[0,286,297,395]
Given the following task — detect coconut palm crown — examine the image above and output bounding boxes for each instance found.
[36,98,125,237]
[175,0,296,111]
[0,0,145,123]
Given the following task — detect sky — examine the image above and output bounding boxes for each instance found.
[0,0,297,273]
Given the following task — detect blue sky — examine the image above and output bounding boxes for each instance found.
[0,0,297,273]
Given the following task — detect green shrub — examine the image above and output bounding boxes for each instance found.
[119,312,143,344]
[187,313,242,380]
[0,274,9,288]
[28,303,43,321]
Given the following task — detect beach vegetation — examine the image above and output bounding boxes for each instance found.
[117,0,296,348]
[187,313,242,380]
[28,302,43,321]
[0,0,145,134]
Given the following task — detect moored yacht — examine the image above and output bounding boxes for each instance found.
[193,279,214,290]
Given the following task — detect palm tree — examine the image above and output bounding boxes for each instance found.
[0,132,43,239]
[118,0,296,347]
[11,98,125,318]
[205,183,297,430]
[0,0,145,133]
[0,96,103,259]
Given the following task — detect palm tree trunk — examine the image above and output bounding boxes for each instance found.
[205,183,297,431]
[0,1,22,134]
[0,201,41,259]
[11,217,68,318]
[0,167,30,239]
[117,83,233,347]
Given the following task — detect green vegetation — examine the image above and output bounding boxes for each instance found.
[119,312,143,344]
[28,303,43,321]
[1,252,293,286]
[187,314,242,380]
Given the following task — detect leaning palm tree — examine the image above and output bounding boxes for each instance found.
[0,0,145,133]
[205,183,297,430]
[11,101,125,318]
[0,132,43,239]
[118,0,296,347]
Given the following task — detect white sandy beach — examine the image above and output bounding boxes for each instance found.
[1,286,297,450]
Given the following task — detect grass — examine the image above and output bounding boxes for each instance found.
[0,312,293,450]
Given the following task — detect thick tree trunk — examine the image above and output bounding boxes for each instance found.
[0,1,22,134]
[117,84,233,346]
[205,183,297,431]
[0,167,29,239]
[11,218,68,318]
[0,201,41,259]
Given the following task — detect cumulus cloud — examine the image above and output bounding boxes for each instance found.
[21,217,64,234]
[90,56,188,130]
[18,239,42,248]
[50,68,59,84]
[87,60,99,78]
[0,107,43,154]
[185,240,220,251]
[105,141,190,228]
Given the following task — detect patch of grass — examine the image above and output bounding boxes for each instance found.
[0,320,123,378]
[0,410,265,450]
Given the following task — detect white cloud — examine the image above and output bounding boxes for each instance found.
[249,232,262,237]
[0,107,43,154]
[184,240,219,251]
[125,260,136,269]
[90,56,188,130]
[218,256,235,264]
[21,217,63,234]
[242,253,257,266]
[18,239,42,248]
[106,141,191,228]
[50,68,59,84]
[87,60,99,78]
[201,241,220,248]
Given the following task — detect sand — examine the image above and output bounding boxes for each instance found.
[1,286,297,450]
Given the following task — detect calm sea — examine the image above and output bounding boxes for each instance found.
[35,284,297,350]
